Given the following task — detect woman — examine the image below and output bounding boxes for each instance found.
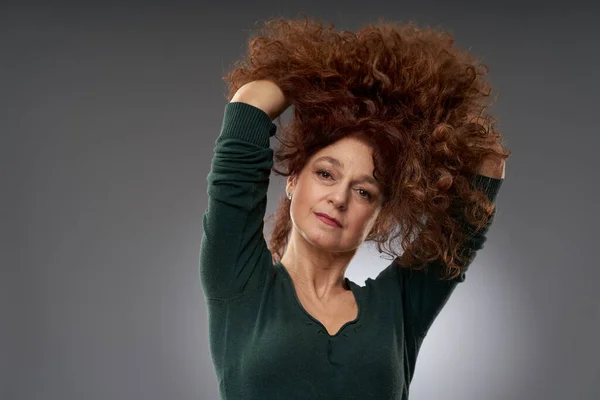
[200,16,509,399]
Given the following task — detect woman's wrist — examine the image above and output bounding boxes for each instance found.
[230,80,290,120]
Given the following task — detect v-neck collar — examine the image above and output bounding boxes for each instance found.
[274,261,363,338]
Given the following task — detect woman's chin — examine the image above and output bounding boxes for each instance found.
[303,231,357,253]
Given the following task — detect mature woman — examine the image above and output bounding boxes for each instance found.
[200,16,509,399]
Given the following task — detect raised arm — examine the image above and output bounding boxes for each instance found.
[199,81,290,301]
[376,174,504,339]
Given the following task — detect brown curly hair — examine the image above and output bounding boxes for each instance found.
[222,15,510,280]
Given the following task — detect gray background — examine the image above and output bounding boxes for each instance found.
[3,1,599,399]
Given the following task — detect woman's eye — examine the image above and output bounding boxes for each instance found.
[316,170,331,179]
[358,189,372,199]
[317,170,372,200]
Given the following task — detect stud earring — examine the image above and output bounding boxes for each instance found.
[287,191,292,200]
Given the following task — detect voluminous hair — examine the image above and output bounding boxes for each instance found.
[223,15,510,280]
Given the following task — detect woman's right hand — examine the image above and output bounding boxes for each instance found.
[230,80,291,120]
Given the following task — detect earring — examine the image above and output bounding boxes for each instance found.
[287,192,292,200]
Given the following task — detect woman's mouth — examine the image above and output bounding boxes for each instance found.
[315,212,342,228]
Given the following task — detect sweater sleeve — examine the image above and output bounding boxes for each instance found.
[376,174,504,339]
[199,102,277,301]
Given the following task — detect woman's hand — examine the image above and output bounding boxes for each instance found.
[230,80,291,120]
[477,141,506,179]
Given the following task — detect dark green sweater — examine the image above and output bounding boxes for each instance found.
[199,102,503,399]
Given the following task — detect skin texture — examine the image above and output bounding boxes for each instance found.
[229,80,290,120]
[280,134,383,305]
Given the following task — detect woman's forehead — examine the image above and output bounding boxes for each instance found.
[312,137,374,163]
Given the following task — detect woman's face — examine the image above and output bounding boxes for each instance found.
[286,135,383,253]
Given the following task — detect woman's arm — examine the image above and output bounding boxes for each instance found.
[199,82,289,301]
[376,174,503,338]
[404,174,503,337]
[477,142,506,179]
[230,80,291,120]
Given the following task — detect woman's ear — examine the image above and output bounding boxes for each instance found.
[286,175,297,195]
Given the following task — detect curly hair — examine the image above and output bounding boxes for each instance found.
[222,15,510,280]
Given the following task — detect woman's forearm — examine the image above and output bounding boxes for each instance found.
[477,156,505,179]
[229,80,291,120]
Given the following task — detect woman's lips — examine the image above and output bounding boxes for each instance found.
[315,213,342,228]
